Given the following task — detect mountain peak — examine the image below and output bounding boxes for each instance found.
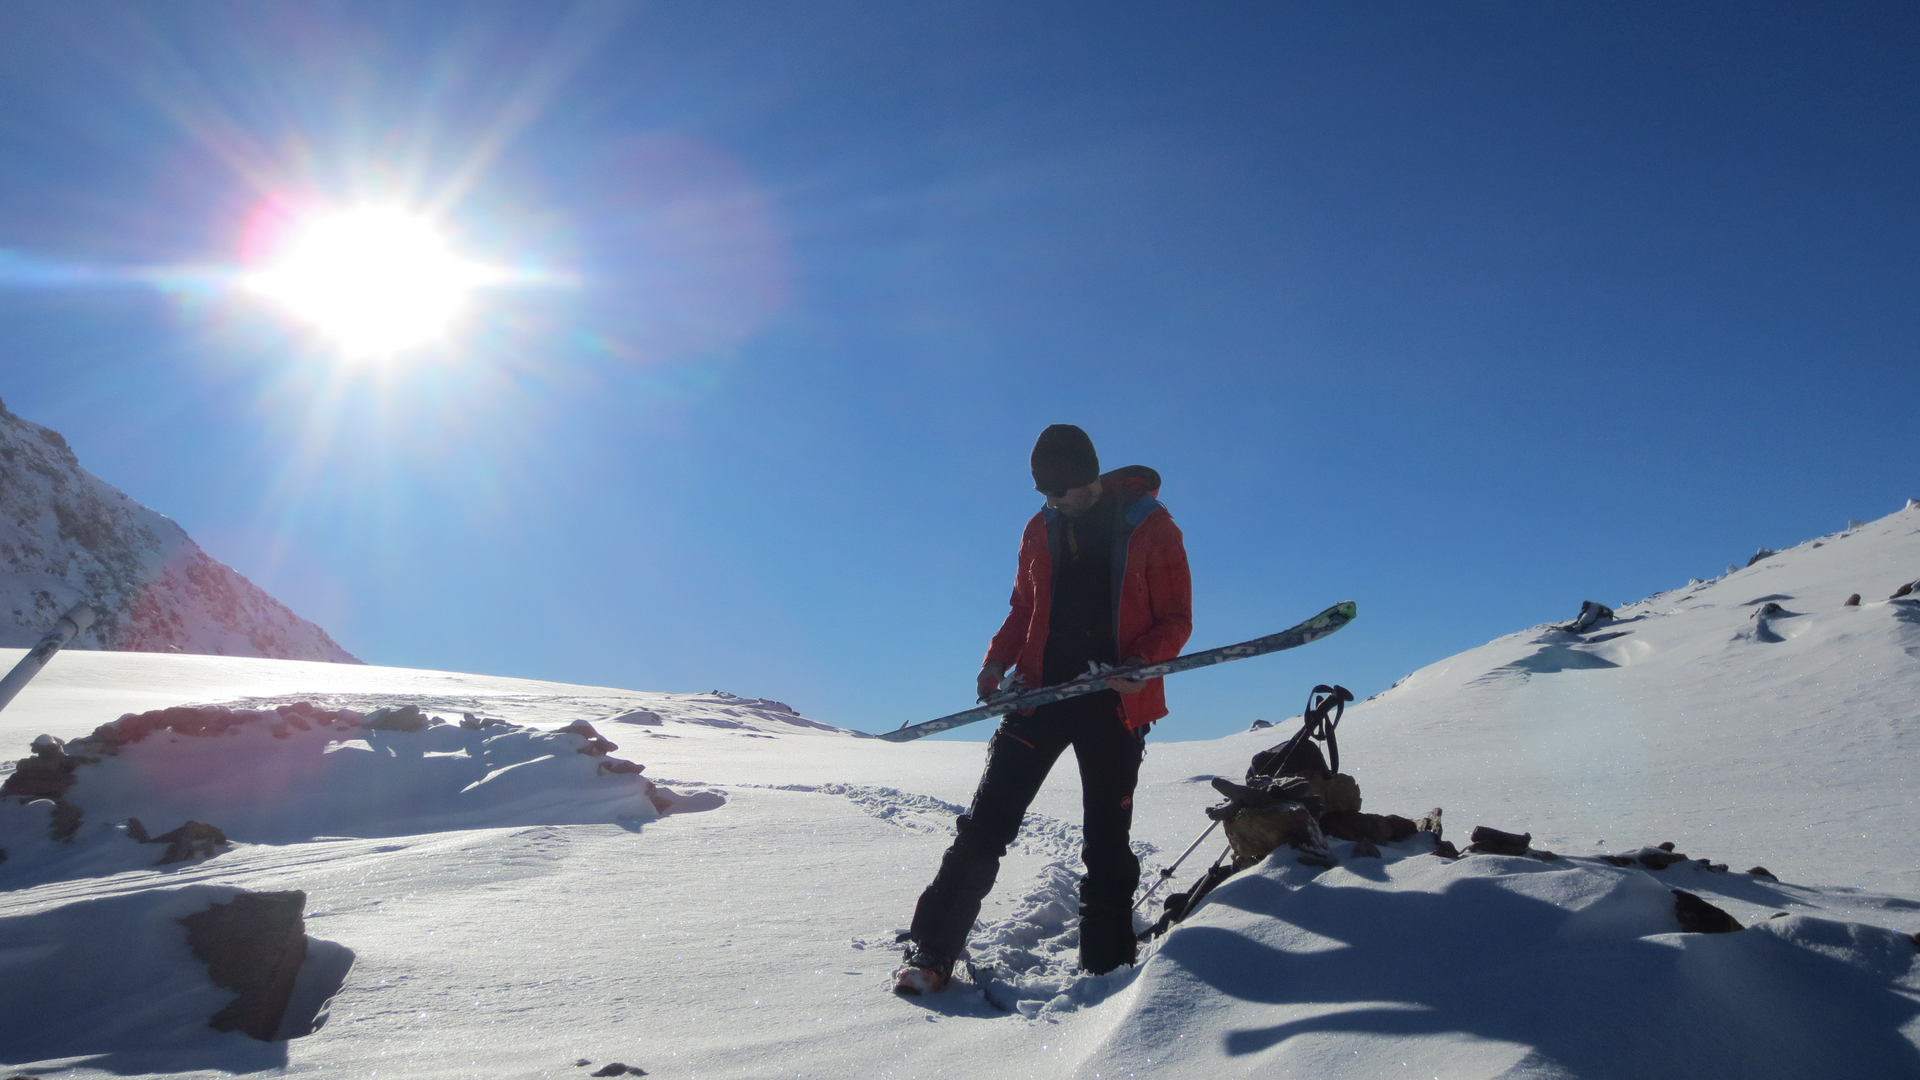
[0,399,359,663]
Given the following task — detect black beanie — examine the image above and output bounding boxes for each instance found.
[1030,424,1100,495]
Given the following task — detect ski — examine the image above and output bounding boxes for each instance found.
[878,601,1357,742]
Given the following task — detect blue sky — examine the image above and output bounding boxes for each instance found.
[2,2,1916,739]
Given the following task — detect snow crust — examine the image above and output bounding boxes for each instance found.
[0,399,357,662]
[0,505,1917,1078]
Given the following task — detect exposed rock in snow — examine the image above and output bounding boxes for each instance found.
[0,701,722,888]
[1672,888,1743,933]
[178,890,310,1040]
[0,398,357,662]
[0,883,354,1062]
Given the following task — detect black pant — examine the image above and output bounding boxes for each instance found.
[908,690,1145,959]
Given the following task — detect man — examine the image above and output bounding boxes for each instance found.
[895,424,1192,994]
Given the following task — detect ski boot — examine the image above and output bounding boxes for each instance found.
[1079,905,1139,975]
[892,943,954,996]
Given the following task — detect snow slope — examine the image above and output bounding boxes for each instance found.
[0,398,357,662]
[0,505,1916,1079]
[1333,500,1920,895]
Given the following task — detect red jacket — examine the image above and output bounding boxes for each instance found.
[984,466,1193,729]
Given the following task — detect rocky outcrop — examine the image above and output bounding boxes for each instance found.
[1672,890,1743,933]
[178,891,310,1040]
[0,398,358,661]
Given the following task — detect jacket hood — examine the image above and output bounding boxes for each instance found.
[1101,465,1161,502]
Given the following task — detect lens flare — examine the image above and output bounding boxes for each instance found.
[242,204,499,360]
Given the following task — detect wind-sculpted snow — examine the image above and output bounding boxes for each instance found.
[207,687,863,738]
[1075,838,1920,1080]
[760,780,1154,865]
[1335,502,1920,894]
[0,702,720,888]
[5,507,1920,1078]
[0,399,356,662]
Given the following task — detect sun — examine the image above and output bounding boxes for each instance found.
[242,203,498,360]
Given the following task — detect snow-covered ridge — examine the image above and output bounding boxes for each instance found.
[0,700,726,890]
[1322,501,1920,894]
[0,398,357,662]
[1069,839,1920,1080]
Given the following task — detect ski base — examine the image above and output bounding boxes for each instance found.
[878,601,1357,743]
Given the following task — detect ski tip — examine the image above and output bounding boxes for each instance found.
[1336,600,1357,620]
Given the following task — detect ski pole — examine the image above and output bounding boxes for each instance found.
[0,602,94,715]
[1134,818,1223,913]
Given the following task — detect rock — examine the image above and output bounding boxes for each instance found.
[85,704,349,751]
[1747,866,1776,878]
[1321,811,1419,844]
[1844,593,1861,606]
[557,720,619,756]
[1351,837,1382,859]
[1321,773,1362,815]
[0,751,81,802]
[596,758,645,776]
[1430,839,1460,859]
[362,705,427,732]
[591,1063,646,1076]
[1600,855,1637,867]
[1531,849,1560,862]
[1563,600,1615,633]
[1248,719,1273,731]
[1638,849,1689,870]
[1658,841,1676,851]
[1911,932,1919,951]
[1222,801,1327,867]
[29,734,64,757]
[150,821,230,865]
[48,800,83,842]
[575,1060,591,1068]
[1892,581,1917,601]
[178,891,310,1040]
[1466,826,1531,856]
[1848,519,1866,530]
[125,816,150,842]
[1416,807,1443,843]
[1747,548,1776,567]
[1672,890,1743,933]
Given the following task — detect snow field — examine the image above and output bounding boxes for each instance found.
[1,504,1918,1077]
